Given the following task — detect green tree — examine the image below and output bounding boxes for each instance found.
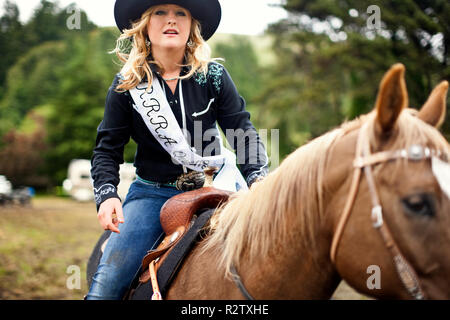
[44,29,121,184]
[259,0,450,158]
[23,0,96,46]
[0,41,68,137]
[0,1,96,101]
[212,35,265,108]
[0,0,23,98]
[0,110,48,187]
[0,24,136,187]
[0,1,138,188]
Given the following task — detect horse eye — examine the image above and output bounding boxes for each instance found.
[401,194,435,217]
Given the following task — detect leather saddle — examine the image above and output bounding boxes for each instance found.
[138,187,232,285]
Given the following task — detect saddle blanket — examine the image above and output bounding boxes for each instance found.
[126,208,214,300]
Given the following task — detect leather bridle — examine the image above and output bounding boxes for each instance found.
[330,121,447,300]
[232,121,446,300]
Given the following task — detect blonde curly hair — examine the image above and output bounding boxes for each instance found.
[112,6,216,92]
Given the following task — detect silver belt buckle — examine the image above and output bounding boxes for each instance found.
[175,171,205,191]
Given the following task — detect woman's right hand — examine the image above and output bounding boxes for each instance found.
[97,197,124,234]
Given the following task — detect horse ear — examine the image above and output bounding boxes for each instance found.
[374,63,408,134]
[417,81,448,128]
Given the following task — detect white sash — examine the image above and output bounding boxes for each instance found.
[129,79,247,192]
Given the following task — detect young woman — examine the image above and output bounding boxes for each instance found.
[87,0,268,299]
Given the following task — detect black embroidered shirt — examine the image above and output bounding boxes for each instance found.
[91,63,268,208]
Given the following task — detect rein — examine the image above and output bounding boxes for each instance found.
[230,264,254,300]
[329,122,446,300]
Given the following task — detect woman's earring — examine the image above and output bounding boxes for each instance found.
[146,39,151,47]
[187,40,194,48]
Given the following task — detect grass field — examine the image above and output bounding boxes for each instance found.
[0,197,368,300]
[0,197,100,299]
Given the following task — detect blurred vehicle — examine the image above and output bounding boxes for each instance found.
[0,175,13,205]
[10,187,32,205]
[62,159,136,202]
[0,175,32,206]
[0,175,12,194]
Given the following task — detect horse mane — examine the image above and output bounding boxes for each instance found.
[202,110,449,277]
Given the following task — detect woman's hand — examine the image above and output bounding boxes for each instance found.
[97,197,124,233]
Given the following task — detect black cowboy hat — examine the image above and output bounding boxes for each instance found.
[114,0,221,41]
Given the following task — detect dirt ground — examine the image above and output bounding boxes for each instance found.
[0,197,370,300]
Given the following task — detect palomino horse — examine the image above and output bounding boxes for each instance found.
[164,64,449,299]
[89,64,450,299]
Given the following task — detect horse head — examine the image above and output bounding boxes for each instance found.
[327,64,450,299]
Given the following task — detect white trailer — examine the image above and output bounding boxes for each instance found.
[62,159,136,202]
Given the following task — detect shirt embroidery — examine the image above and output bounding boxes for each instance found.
[192,98,215,117]
[194,63,224,93]
[94,183,116,204]
[194,71,207,86]
[209,63,224,93]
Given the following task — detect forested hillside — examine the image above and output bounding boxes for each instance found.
[0,0,448,191]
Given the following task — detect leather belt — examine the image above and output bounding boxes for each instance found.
[137,171,206,191]
[137,175,177,188]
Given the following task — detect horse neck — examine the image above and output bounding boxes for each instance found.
[229,172,340,298]
[195,130,348,299]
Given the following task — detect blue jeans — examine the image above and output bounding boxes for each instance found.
[86,179,182,300]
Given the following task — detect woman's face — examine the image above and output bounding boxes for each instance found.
[147,4,192,52]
